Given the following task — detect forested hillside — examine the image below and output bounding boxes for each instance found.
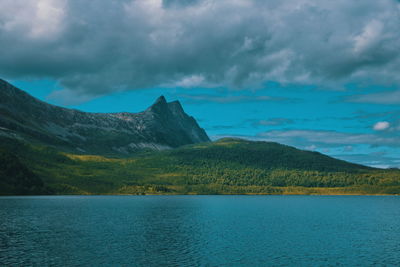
[0,148,49,195]
[0,137,399,195]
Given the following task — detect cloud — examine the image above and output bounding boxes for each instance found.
[0,0,67,39]
[373,121,390,131]
[1,0,400,103]
[352,19,384,54]
[174,75,205,88]
[256,118,294,126]
[47,88,100,106]
[347,90,400,104]
[343,145,353,152]
[350,110,400,120]
[333,152,400,169]
[305,144,317,151]
[209,125,240,130]
[256,129,400,148]
[178,94,288,103]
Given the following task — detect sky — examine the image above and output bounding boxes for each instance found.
[1,0,400,168]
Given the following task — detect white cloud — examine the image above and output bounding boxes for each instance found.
[353,20,383,54]
[305,144,317,151]
[0,0,66,39]
[373,121,390,131]
[31,0,66,38]
[257,118,293,126]
[174,75,205,88]
[344,145,353,152]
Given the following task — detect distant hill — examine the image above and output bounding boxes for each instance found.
[0,79,209,155]
[168,138,373,173]
[1,136,399,195]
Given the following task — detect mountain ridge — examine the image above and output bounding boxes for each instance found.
[0,79,210,154]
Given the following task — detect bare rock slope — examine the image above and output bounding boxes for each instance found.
[0,79,210,154]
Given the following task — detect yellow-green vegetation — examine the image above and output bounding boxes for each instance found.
[65,154,120,162]
[1,137,399,195]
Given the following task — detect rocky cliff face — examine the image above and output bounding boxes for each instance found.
[0,79,210,154]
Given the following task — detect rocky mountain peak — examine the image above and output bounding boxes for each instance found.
[155,95,167,104]
[168,100,184,114]
[0,79,210,155]
[146,95,169,113]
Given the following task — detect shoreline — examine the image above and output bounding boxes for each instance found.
[1,193,399,197]
[3,185,400,197]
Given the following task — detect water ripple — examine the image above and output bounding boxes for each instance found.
[1,195,399,266]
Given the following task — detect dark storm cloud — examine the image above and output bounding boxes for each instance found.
[1,0,400,103]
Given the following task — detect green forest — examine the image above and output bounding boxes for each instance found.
[1,137,399,195]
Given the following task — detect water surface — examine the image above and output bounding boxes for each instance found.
[1,195,399,266]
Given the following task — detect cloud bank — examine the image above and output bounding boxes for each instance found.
[256,130,400,148]
[1,0,400,103]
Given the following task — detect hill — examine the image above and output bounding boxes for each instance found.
[1,137,399,195]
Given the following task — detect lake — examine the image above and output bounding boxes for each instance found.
[1,195,399,266]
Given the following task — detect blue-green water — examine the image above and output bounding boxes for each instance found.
[1,195,399,266]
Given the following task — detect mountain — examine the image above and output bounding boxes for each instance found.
[0,79,210,154]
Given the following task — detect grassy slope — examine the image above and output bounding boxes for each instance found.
[1,137,399,195]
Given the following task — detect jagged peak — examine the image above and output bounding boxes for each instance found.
[146,95,169,113]
[168,100,184,113]
[154,95,167,105]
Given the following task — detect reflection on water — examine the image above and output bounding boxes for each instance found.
[1,195,400,266]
